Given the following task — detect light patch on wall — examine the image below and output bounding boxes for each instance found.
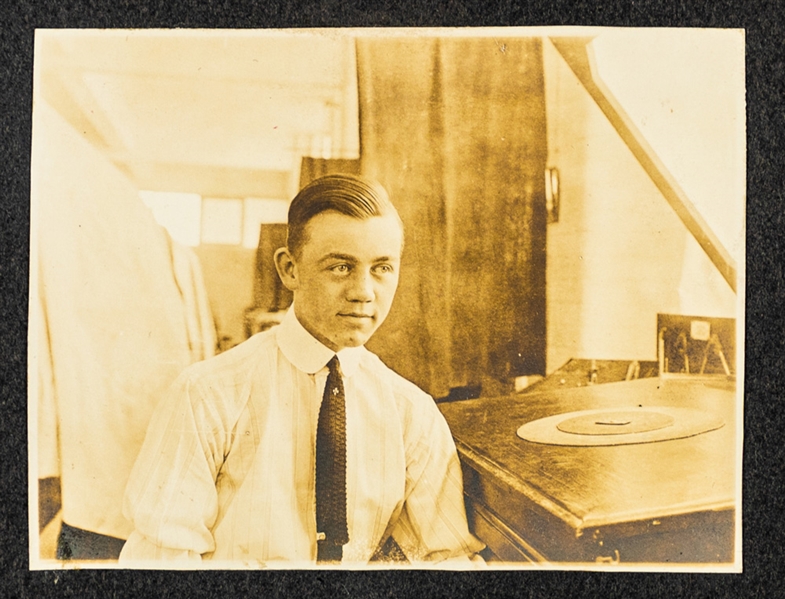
[242,198,289,248]
[202,198,243,245]
[139,190,201,246]
[591,29,745,255]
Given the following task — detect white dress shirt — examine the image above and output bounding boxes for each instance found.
[120,308,483,566]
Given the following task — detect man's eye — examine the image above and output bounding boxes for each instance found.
[331,264,350,273]
[374,264,393,274]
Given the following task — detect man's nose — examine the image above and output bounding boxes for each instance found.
[347,269,374,302]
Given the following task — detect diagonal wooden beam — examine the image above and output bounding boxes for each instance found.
[550,37,737,294]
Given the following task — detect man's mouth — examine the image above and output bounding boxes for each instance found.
[339,313,374,320]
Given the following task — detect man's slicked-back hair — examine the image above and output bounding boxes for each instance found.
[287,173,402,257]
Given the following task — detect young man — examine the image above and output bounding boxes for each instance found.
[119,174,483,565]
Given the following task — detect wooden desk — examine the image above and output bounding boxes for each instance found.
[439,377,737,564]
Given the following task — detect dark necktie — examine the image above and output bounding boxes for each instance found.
[315,355,349,562]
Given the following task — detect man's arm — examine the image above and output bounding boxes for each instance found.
[119,371,227,562]
[390,392,485,564]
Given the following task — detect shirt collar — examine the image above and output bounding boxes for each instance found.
[276,306,364,377]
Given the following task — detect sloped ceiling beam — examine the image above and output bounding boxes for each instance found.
[550,37,737,294]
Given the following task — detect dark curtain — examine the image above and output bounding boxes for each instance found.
[357,37,547,399]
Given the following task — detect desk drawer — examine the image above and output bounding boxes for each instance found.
[466,500,542,563]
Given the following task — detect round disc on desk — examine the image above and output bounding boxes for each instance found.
[517,406,724,446]
[557,410,675,435]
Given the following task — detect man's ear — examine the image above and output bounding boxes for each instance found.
[274,247,299,291]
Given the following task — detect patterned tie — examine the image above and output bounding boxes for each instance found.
[315,355,349,562]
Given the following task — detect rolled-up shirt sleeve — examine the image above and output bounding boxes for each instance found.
[390,389,485,564]
[120,371,227,562]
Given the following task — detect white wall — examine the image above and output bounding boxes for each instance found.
[543,31,744,372]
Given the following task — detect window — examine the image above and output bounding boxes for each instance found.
[139,191,289,247]
[201,198,243,245]
[242,198,289,248]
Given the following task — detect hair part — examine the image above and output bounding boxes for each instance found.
[287,173,403,257]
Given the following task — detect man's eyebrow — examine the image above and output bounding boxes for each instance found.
[318,253,358,263]
[318,253,400,264]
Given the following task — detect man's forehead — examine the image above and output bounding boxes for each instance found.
[300,212,403,252]
[305,209,401,228]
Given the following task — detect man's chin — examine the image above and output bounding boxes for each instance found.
[334,330,375,350]
[339,336,370,349]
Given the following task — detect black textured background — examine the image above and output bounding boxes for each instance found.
[2,2,783,597]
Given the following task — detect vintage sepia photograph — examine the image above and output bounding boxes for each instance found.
[28,27,744,571]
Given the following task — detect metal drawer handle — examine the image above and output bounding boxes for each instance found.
[595,549,621,565]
